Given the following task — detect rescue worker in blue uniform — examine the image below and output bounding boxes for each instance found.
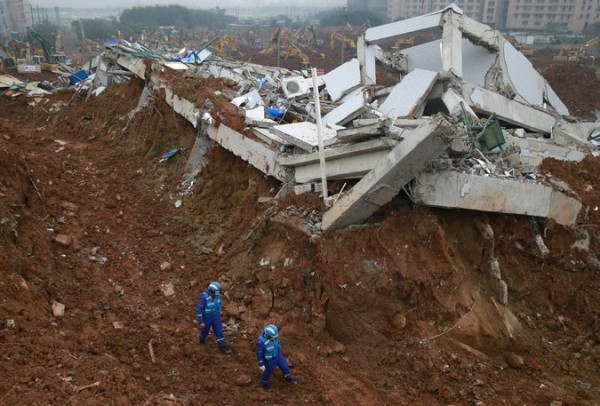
[256,324,297,391]
[195,281,231,354]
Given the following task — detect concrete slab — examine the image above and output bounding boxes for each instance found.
[364,5,463,44]
[271,122,338,152]
[322,59,361,102]
[161,86,199,126]
[504,133,586,165]
[163,62,190,71]
[441,88,478,120]
[322,114,457,231]
[411,171,581,225]
[208,64,245,82]
[252,127,286,146]
[459,14,499,51]
[246,107,278,127]
[278,138,398,183]
[403,39,495,87]
[553,121,599,144]
[545,82,570,116]
[464,83,556,133]
[207,124,283,181]
[377,69,438,118]
[232,89,263,108]
[117,56,146,79]
[322,87,366,126]
[503,42,544,106]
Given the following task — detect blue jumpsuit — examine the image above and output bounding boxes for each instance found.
[256,334,293,385]
[195,290,225,348]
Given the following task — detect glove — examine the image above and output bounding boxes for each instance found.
[259,365,266,372]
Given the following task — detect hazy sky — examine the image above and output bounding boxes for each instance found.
[30,0,345,9]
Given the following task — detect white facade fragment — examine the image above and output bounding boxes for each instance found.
[279,138,398,183]
[464,84,557,133]
[207,125,283,181]
[322,59,361,102]
[503,42,545,106]
[411,171,582,226]
[271,122,338,152]
[322,87,366,126]
[377,69,439,118]
[322,115,458,231]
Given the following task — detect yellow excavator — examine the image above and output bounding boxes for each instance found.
[330,32,356,63]
[0,44,17,68]
[553,37,599,63]
[211,34,244,59]
[286,44,310,69]
[83,38,100,54]
[330,32,356,50]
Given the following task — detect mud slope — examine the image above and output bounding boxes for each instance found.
[0,78,599,405]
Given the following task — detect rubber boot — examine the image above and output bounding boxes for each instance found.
[219,346,232,355]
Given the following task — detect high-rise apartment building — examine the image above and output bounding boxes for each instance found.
[505,0,600,32]
[0,0,12,39]
[386,0,505,26]
[356,0,600,33]
[8,0,32,33]
[0,0,33,43]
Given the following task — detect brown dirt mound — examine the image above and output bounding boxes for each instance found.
[540,63,600,119]
[1,53,600,405]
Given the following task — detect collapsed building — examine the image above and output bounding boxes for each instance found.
[3,4,598,234]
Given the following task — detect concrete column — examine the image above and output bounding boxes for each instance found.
[441,9,462,77]
[357,35,371,86]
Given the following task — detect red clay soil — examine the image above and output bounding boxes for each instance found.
[1,48,600,406]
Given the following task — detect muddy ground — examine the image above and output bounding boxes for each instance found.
[0,40,599,406]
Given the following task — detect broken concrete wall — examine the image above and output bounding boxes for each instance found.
[411,171,581,225]
[322,114,458,231]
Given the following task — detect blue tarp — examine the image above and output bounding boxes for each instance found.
[69,70,89,85]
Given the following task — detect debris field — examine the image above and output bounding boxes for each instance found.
[1,5,600,406]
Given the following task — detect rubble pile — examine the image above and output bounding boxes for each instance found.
[3,4,599,234]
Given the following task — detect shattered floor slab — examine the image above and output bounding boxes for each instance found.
[410,171,582,225]
[322,114,459,231]
[278,138,399,183]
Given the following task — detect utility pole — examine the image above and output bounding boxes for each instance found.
[79,19,86,42]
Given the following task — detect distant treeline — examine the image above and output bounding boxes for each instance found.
[64,5,384,42]
[120,5,236,31]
